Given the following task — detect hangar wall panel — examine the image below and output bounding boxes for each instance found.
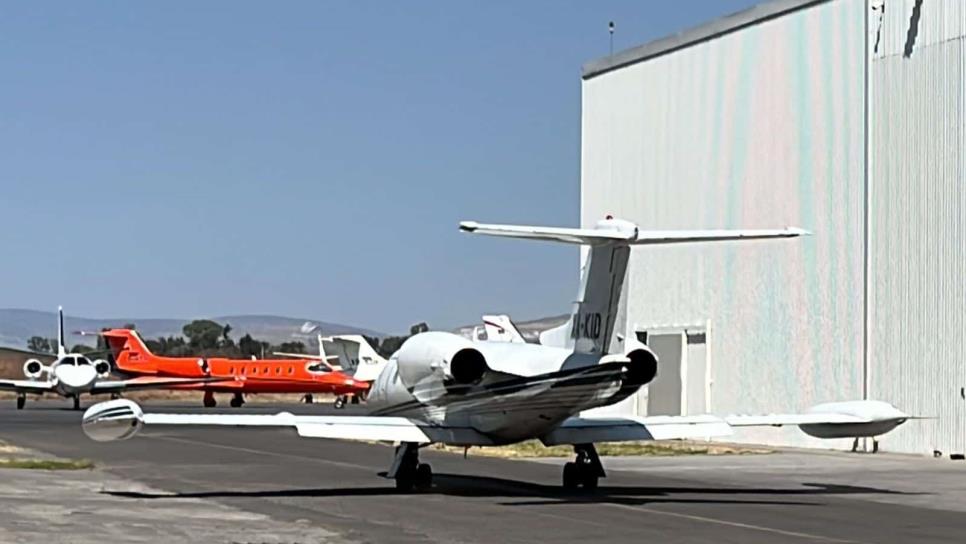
[581,0,866,447]
[869,3,966,455]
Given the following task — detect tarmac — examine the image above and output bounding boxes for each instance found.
[1,399,966,543]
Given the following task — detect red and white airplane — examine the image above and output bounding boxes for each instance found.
[98,328,383,408]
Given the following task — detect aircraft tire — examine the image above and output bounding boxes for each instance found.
[72,396,81,411]
[334,397,345,409]
[203,392,216,408]
[395,473,415,493]
[581,471,599,490]
[562,462,580,489]
[415,463,433,490]
[16,395,25,410]
[230,394,244,408]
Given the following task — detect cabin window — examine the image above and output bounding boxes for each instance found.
[275,367,281,375]
[288,366,293,374]
[251,367,257,375]
[229,366,235,374]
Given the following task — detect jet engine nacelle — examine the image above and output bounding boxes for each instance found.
[23,359,48,380]
[600,341,659,405]
[622,347,659,387]
[93,359,111,378]
[395,332,489,389]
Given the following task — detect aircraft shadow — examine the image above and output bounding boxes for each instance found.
[104,473,924,507]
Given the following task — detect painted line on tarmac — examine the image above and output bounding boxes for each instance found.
[145,434,381,473]
[607,502,868,544]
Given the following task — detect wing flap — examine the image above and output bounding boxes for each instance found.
[542,415,733,446]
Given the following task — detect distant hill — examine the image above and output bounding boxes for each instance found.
[0,308,384,351]
[454,314,569,343]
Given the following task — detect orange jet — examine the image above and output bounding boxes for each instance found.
[99,328,368,408]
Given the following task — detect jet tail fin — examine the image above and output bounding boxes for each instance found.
[461,217,808,355]
[56,306,66,358]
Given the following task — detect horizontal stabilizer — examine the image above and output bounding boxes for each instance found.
[460,220,808,247]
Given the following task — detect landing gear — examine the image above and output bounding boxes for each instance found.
[16,394,25,410]
[203,391,217,408]
[302,394,314,404]
[72,395,81,411]
[389,442,433,492]
[350,395,361,405]
[851,437,880,453]
[334,396,346,409]
[110,393,121,400]
[562,443,603,491]
[230,393,245,408]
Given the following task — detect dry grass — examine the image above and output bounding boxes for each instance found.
[0,439,94,470]
[0,458,94,470]
[432,440,772,458]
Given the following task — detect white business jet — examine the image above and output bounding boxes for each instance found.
[1,307,223,410]
[82,218,914,490]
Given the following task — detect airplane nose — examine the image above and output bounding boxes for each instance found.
[55,364,97,389]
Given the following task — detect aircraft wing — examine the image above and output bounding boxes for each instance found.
[82,399,493,445]
[90,376,229,394]
[541,415,734,445]
[0,379,54,394]
[725,413,868,427]
[542,404,898,446]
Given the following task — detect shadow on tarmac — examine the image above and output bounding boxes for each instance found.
[104,473,925,507]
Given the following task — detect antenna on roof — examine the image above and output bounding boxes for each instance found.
[608,21,615,56]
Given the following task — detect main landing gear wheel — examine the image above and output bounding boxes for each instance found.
[230,393,245,408]
[562,444,603,491]
[16,394,25,410]
[203,391,217,408]
[72,396,81,411]
[302,394,314,404]
[334,396,346,409]
[391,442,433,493]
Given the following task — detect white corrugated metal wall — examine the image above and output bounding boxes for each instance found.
[581,0,867,448]
[582,0,966,454]
[869,0,966,455]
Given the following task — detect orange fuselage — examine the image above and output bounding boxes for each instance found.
[101,329,366,396]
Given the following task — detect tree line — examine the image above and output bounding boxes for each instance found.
[27,320,431,360]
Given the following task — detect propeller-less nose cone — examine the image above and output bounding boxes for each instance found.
[82,399,145,442]
[55,364,97,390]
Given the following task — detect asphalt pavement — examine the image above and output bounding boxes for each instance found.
[1,399,965,543]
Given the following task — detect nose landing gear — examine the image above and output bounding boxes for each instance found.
[203,391,217,408]
[16,393,25,410]
[562,443,604,490]
[72,395,81,411]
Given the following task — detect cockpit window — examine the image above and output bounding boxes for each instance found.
[306,362,331,373]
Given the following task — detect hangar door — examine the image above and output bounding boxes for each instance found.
[637,329,709,416]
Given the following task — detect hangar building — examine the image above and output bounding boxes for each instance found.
[582,0,965,456]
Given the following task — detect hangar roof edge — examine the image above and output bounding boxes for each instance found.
[582,0,832,80]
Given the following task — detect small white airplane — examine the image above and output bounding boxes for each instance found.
[83,218,915,490]
[0,307,223,410]
[473,314,527,343]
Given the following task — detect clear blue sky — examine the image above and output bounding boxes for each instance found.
[0,1,758,334]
